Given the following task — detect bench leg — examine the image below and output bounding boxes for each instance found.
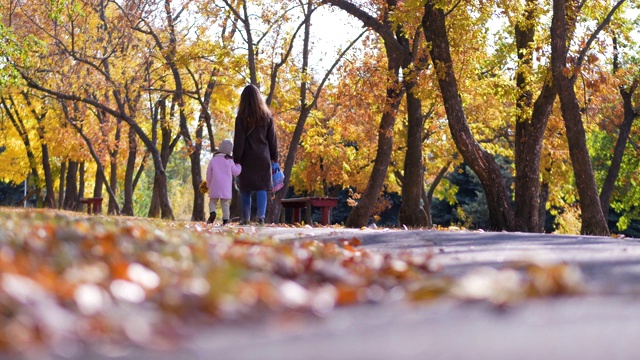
[320,207,331,225]
[292,208,302,223]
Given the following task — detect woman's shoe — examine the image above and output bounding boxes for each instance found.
[239,219,249,225]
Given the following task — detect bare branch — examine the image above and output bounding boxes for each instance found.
[309,29,368,110]
[574,0,626,77]
[322,0,406,56]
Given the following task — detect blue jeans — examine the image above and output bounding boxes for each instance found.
[241,190,267,221]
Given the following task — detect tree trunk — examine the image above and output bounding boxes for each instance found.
[147,169,174,219]
[93,168,104,214]
[78,162,85,199]
[551,0,609,236]
[513,2,558,233]
[201,74,217,153]
[422,162,451,229]
[271,106,312,223]
[63,161,78,211]
[58,161,66,209]
[398,79,429,228]
[148,186,161,218]
[323,0,412,228]
[242,1,258,85]
[600,88,635,221]
[157,124,176,220]
[266,2,313,224]
[599,88,635,221]
[122,125,137,216]
[189,123,205,221]
[152,169,173,219]
[148,98,177,219]
[147,141,174,220]
[41,143,56,208]
[162,0,204,222]
[345,25,405,228]
[420,186,433,228]
[107,122,120,215]
[513,3,537,232]
[265,196,281,224]
[148,132,174,219]
[422,1,515,231]
[346,66,403,228]
[514,80,556,233]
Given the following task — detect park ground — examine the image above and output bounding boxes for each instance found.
[1,210,640,359]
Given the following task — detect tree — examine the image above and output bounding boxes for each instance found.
[219,0,301,222]
[291,39,390,200]
[269,4,367,223]
[550,0,625,235]
[599,34,639,221]
[59,100,121,214]
[129,0,211,221]
[2,0,176,219]
[507,0,559,232]
[0,95,45,206]
[325,0,435,228]
[19,91,57,208]
[422,0,515,231]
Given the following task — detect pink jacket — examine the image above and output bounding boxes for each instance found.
[206,153,242,199]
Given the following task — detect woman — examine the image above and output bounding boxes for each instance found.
[233,84,279,225]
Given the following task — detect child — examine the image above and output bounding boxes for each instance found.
[206,139,242,225]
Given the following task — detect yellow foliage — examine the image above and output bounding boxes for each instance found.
[553,205,582,235]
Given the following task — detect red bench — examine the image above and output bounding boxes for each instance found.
[79,197,103,215]
[280,197,338,225]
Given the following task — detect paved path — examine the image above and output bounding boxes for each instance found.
[56,228,640,359]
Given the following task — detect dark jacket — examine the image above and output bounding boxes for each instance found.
[232,115,278,192]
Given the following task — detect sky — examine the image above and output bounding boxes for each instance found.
[309,7,364,73]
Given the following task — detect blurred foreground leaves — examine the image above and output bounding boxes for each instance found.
[0,209,584,355]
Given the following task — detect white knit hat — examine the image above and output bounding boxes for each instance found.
[219,139,233,155]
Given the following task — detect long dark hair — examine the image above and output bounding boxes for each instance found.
[237,84,271,128]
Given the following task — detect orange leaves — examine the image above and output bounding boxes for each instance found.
[347,188,361,206]
[0,211,435,344]
[340,237,361,252]
[407,277,454,302]
[0,209,589,354]
[524,262,584,297]
[409,262,585,305]
[199,180,209,194]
